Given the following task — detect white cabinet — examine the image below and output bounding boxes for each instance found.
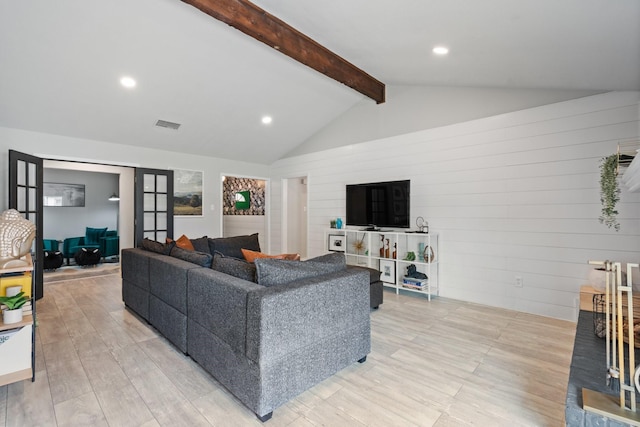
[327,229,439,300]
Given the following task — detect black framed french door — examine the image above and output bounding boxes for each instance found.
[8,150,44,300]
[134,168,174,246]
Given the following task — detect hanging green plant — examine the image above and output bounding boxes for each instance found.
[599,154,620,231]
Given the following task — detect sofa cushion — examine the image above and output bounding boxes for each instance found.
[190,236,210,254]
[241,248,300,263]
[168,234,195,251]
[212,252,257,282]
[85,227,107,245]
[170,246,213,267]
[254,257,347,287]
[208,233,260,259]
[139,238,170,254]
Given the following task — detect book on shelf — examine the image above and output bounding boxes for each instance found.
[22,300,32,314]
[402,276,428,290]
[402,276,428,284]
[0,327,21,345]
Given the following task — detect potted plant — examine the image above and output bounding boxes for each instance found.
[599,154,621,231]
[0,291,29,324]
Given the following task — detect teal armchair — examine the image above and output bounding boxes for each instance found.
[100,230,119,259]
[43,239,60,252]
[63,227,116,265]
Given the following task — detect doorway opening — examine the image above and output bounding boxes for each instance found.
[43,160,135,255]
[282,176,308,259]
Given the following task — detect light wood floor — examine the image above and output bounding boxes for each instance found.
[0,272,576,426]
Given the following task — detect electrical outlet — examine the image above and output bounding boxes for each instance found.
[515,276,523,288]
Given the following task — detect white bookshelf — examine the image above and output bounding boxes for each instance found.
[0,254,35,387]
[327,229,439,300]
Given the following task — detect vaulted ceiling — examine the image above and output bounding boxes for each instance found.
[0,0,638,164]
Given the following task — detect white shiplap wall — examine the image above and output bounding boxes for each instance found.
[269,91,640,321]
[223,215,267,251]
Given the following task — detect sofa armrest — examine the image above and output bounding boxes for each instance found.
[187,268,263,355]
[245,269,370,364]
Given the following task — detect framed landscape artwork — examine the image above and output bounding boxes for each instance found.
[173,169,203,216]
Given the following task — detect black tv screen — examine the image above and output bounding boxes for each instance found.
[346,180,410,229]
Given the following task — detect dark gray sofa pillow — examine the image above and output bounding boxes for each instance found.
[140,238,173,255]
[254,257,346,287]
[190,236,210,254]
[170,246,213,267]
[207,233,260,259]
[211,252,257,282]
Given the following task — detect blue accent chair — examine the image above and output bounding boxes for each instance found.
[43,239,60,252]
[63,227,110,265]
[100,230,120,259]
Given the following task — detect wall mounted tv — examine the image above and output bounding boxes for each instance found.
[346,180,410,230]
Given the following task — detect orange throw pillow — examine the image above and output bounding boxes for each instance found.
[166,235,195,251]
[241,248,300,263]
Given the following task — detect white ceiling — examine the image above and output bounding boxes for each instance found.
[1,0,638,164]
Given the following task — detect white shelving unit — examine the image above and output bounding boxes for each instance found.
[0,254,35,387]
[327,229,439,300]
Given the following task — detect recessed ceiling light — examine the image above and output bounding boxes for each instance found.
[432,46,449,55]
[261,116,273,125]
[120,76,136,88]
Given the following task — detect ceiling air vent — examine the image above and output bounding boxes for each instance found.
[155,119,181,130]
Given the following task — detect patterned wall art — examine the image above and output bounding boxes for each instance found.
[223,177,265,215]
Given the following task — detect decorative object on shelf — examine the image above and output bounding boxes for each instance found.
[384,239,390,258]
[392,243,397,260]
[599,154,620,231]
[403,251,416,261]
[379,235,384,258]
[406,264,428,280]
[0,209,36,269]
[336,218,343,229]
[327,234,345,252]
[416,216,429,233]
[423,246,435,263]
[0,291,28,324]
[379,259,396,284]
[330,219,337,228]
[352,234,365,255]
[5,286,22,297]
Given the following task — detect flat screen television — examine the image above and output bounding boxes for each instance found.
[346,180,410,229]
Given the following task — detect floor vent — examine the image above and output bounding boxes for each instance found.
[155,119,181,130]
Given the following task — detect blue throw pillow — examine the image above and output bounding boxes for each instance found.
[85,227,108,245]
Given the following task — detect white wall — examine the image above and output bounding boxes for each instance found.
[270,91,640,321]
[0,127,270,246]
[286,85,601,158]
[222,216,267,250]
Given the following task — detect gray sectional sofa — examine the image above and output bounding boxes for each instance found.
[121,234,371,421]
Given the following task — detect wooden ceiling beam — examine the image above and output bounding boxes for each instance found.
[180,0,385,104]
